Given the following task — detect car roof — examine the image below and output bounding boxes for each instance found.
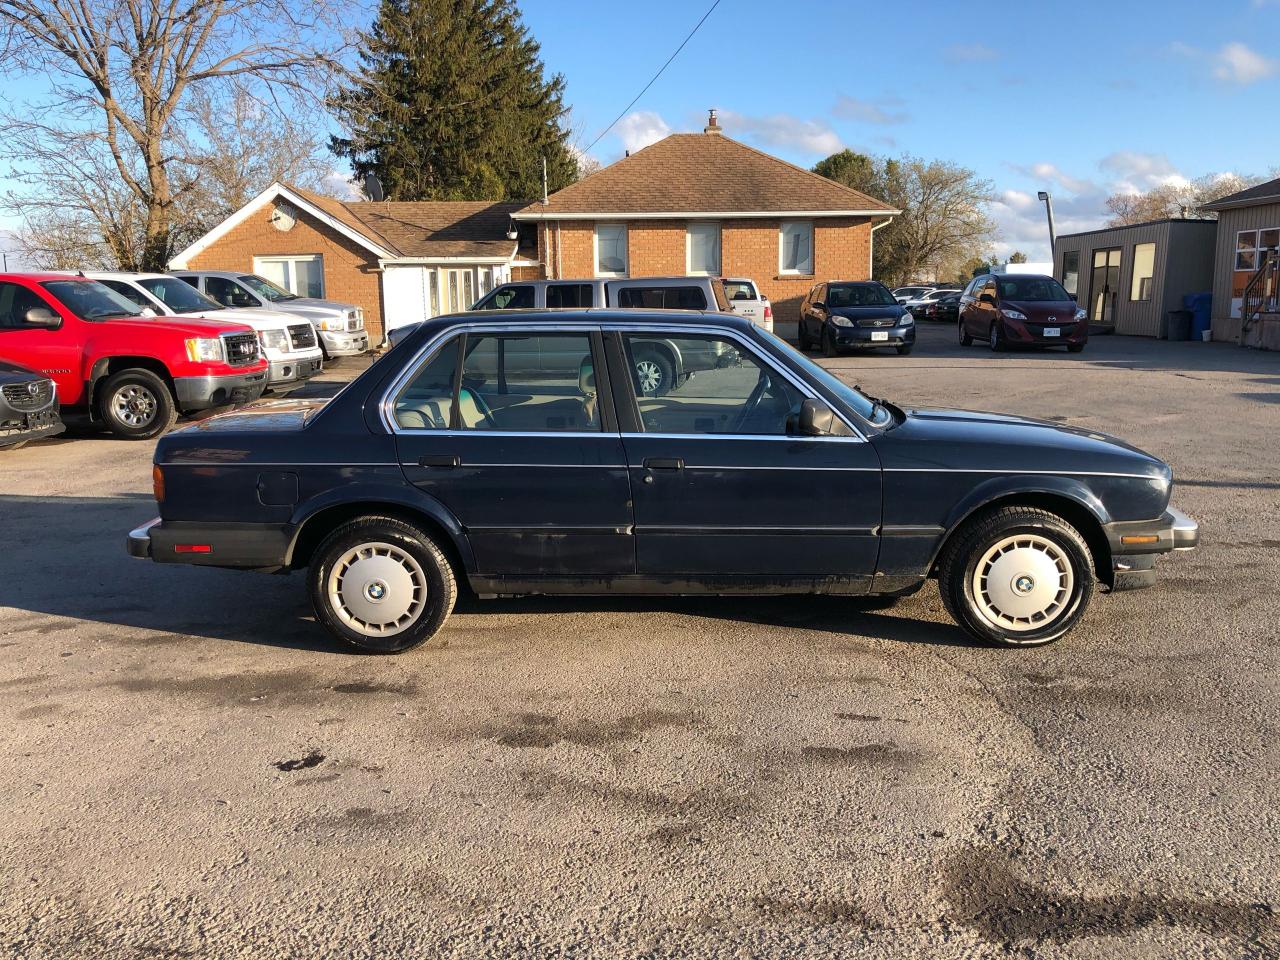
[827,280,887,286]
[415,308,754,333]
[0,271,91,282]
[171,269,245,278]
[86,271,170,281]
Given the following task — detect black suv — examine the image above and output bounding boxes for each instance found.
[0,359,64,449]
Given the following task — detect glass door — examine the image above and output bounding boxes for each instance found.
[1089,248,1122,326]
[440,269,477,313]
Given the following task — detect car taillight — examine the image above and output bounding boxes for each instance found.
[152,464,165,503]
[764,303,772,319]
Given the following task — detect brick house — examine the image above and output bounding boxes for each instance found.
[171,111,896,343]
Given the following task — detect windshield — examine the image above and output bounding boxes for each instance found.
[758,329,891,428]
[238,274,297,302]
[41,280,142,320]
[997,276,1072,302]
[827,283,897,308]
[138,277,223,312]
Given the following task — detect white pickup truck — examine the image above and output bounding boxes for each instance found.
[721,277,773,332]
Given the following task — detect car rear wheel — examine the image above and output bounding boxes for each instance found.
[937,506,1095,647]
[310,516,457,653]
[98,368,177,440]
[958,321,973,346]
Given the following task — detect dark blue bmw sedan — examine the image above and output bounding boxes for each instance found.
[128,310,1197,653]
[798,281,916,357]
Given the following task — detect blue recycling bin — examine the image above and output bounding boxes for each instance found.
[1183,292,1213,340]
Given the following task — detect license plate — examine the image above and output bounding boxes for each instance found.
[871,331,889,342]
[1043,327,1060,337]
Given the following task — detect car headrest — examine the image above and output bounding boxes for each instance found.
[579,355,595,395]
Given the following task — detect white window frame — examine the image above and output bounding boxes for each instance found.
[253,254,324,297]
[778,221,814,276]
[594,222,628,278]
[685,221,721,276]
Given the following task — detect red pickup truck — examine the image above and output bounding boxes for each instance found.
[0,273,268,439]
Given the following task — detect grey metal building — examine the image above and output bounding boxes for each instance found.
[1052,219,1217,337]
[1201,177,1280,350]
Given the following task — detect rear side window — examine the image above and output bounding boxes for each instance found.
[615,286,708,310]
[545,284,594,308]
[393,336,459,429]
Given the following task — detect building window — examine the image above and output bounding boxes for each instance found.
[779,221,813,275]
[1237,228,1280,273]
[253,255,323,298]
[686,221,721,275]
[595,223,628,277]
[1060,250,1079,297]
[1130,242,1155,301]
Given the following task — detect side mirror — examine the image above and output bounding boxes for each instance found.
[812,301,825,311]
[23,306,60,329]
[788,398,838,437]
[979,293,996,306]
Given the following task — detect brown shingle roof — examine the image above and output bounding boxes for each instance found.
[1201,176,1280,211]
[513,133,897,218]
[287,185,521,259]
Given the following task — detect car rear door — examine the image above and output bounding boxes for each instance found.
[388,323,634,579]
[604,324,882,581]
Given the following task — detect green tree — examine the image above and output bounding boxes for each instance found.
[330,0,577,201]
[1009,250,1028,263]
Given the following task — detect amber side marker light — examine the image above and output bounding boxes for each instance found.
[1121,535,1160,545]
[152,465,165,503]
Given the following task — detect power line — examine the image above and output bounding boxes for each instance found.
[583,0,725,156]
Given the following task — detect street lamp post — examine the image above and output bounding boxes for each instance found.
[1037,191,1057,262]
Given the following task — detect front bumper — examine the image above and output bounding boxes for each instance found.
[1004,319,1088,345]
[833,324,916,348]
[1106,505,1199,591]
[266,353,323,386]
[173,370,268,412]
[0,405,65,447]
[320,329,370,356]
[128,517,293,568]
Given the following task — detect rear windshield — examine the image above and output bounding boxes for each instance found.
[138,277,222,312]
[41,280,141,320]
[827,283,897,308]
[722,280,757,302]
[998,277,1071,302]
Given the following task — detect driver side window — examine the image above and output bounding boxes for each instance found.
[205,276,258,308]
[620,333,801,436]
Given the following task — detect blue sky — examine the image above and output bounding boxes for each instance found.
[2,0,1277,265]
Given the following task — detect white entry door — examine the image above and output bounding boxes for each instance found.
[441,269,475,313]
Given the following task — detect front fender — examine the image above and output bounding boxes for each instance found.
[942,474,1112,533]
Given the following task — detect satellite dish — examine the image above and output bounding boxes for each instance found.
[362,172,385,202]
[270,202,297,232]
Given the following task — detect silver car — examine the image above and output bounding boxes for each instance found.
[172,270,369,358]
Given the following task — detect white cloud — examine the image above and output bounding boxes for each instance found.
[832,95,908,125]
[1012,162,1098,197]
[945,43,997,63]
[1213,42,1277,84]
[614,111,671,155]
[322,170,362,200]
[716,109,842,157]
[1098,151,1190,193]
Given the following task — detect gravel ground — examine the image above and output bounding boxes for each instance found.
[1,326,1278,959]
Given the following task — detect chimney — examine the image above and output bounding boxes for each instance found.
[704,108,721,134]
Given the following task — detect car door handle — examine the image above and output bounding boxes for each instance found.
[418,455,460,468]
[643,457,684,470]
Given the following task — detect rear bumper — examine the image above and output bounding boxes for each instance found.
[320,329,369,356]
[173,370,268,412]
[1105,505,1199,591]
[127,517,293,568]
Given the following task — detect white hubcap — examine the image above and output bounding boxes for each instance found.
[634,359,663,394]
[972,534,1074,632]
[327,542,426,637]
[112,384,157,427]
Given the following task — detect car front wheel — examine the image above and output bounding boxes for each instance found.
[98,368,178,440]
[821,328,839,358]
[989,322,1006,352]
[937,505,1095,647]
[632,349,675,397]
[310,516,457,653]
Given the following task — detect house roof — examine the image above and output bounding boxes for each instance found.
[1201,176,1280,212]
[513,132,898,220]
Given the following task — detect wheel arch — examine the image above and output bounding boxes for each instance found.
[89,356,176,416]
[631,338,685,384]
[929,480,1113,586]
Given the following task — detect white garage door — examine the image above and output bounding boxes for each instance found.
[382,266,431,332]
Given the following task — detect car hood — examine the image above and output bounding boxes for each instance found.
[266,298,355,319]
[98,316,253,337]
[879,406,1170,479]
[830,305,908,321]
[171,307,298,331]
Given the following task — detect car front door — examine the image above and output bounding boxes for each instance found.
[389,325,634,579]
[0,281,85,404]
[606,327,882,582]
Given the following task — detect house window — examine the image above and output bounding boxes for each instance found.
[1060,250,1080,297]
[595,223,628,277]
[779,221,813,275]
[686,221,721,275]
[253,255,323,298]
[1130,242,1155,301]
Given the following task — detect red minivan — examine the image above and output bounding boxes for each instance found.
[958,273,1088,353]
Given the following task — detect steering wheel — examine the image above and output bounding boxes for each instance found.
[731,371,770,433]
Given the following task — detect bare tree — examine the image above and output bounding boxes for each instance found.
[0,0,344,269]
[1105,172,1271,226]
[883,157,996,285]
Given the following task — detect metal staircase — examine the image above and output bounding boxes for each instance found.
[1242,248,1279,334]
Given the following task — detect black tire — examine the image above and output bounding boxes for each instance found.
[310,516,457,654]
[632,348,676,397]
[98,368,177,440]
[821,328,839,358]
[896,345,913,356]
[1067,343,1085,353]
[936,506,1095,648]
[797,319,811,351]
[958,321,973,346]
[988,321,1006,352]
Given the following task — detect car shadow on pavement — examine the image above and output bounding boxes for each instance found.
[0,493,978,654]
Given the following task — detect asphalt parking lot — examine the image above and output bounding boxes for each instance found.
[2,323,1278,958]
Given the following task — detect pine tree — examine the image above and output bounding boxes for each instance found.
[329,0,577,201]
